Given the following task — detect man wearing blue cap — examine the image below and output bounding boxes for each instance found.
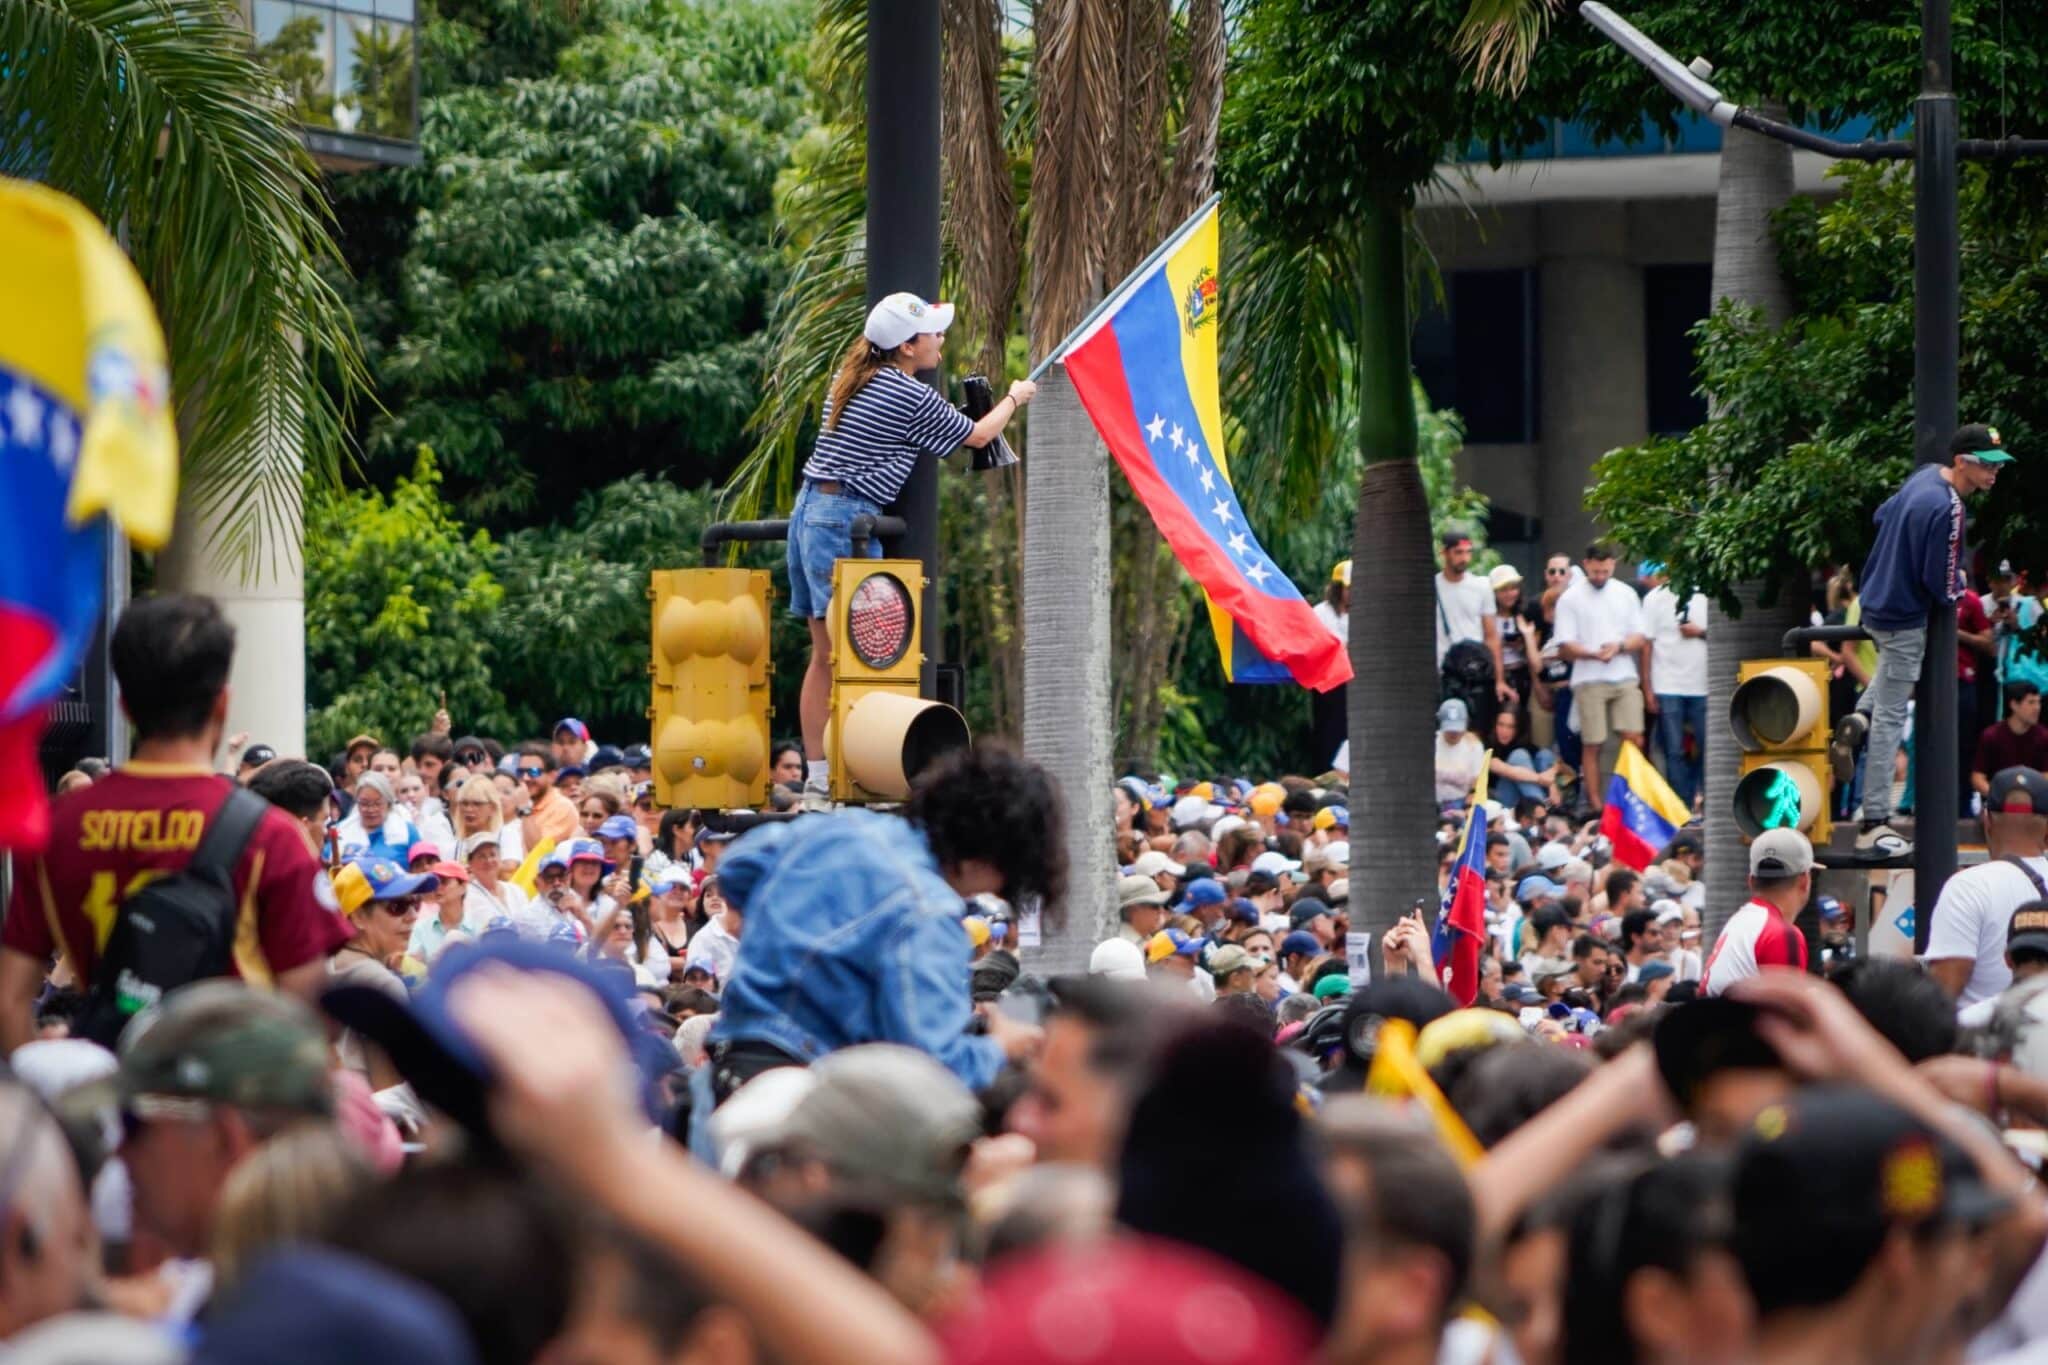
[551,717,594,772]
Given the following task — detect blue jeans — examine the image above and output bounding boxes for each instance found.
[1654,693,1707,809]
[1856,624,1926,822]
[786,481,883,618]
[1494,747,1556,810]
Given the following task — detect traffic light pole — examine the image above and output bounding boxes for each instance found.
[1910,0,1960,949]
[867,0,943,699]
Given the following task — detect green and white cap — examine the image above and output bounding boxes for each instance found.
[1951,423,2015,464]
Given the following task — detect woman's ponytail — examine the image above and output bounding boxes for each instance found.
[825,333,892,430]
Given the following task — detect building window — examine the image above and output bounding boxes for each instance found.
[1412,268,1539,444]
[1644,264,1712,434]
[247,0,416,141]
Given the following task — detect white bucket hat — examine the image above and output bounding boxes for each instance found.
[865,292,955,350]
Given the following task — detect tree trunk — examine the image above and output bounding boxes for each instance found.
[1347,197,1438,950]
[1709,107,1794,330]
[1022,366,1116,969]
[1701,110,1797,940]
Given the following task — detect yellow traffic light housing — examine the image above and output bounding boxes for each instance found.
[1729,658,1832,845]
[648,568,773,810]
[826,559,970,802]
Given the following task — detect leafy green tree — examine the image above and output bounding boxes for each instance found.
[333,0,811,526]
[491,475,775,741]
[1591,161,2048,603]
[305,448,511,757]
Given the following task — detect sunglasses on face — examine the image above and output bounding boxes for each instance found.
[517,766,544,778]
[456,751,486,765]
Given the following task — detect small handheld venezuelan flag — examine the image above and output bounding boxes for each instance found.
[1599,740,1691,870]
[0,179,179,853]
[1054,198,1351,694]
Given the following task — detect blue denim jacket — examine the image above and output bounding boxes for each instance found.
[707,809,1000,1090]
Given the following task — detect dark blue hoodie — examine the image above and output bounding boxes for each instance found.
[1858,463,1965,630]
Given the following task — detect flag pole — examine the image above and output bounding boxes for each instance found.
[1025,192,1221,383]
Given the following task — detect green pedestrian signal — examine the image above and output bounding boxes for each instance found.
[1759,771,1804,830]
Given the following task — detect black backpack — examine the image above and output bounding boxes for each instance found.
[74,787,270,1048]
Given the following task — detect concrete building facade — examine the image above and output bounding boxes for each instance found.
[1416,120,1845,571]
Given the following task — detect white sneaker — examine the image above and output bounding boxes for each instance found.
[800,780,833,813]
[1855,821,1912,857]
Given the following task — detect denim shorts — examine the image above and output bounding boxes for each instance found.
[786,481,883,619]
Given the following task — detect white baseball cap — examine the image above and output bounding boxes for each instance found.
[1251,850,1302,879]
[864,292,956,350]
[1088,937,1147,981]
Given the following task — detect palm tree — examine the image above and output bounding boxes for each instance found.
[2,0,369,585]
[1700,114,1800,941]
[1223,0,1569,951]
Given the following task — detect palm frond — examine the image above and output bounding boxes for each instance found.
[1455,0,1563,95]
[1165,0,1223,225]
[1220,221,1360,520]
[725,0,866,521]
[1108,0,1168,275]
[1027,0,1110,354]
[1,0,371,578]
[942,0,1020,380]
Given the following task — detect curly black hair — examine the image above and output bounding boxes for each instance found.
[906,742,1067,922]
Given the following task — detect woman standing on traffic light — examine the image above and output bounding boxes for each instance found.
[787,292,1035,809]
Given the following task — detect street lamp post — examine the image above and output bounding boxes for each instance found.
[1909,0,1960,949]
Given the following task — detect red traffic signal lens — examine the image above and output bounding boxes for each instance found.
[847,572,913,670]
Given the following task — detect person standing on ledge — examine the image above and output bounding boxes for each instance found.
[787,292,1034,812]
[1833,424,2013,857]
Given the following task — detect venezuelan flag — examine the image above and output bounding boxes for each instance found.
[1061,200,1351,693]
[1599,740,1691,870]
[1431,763,1489,1007]
[0,179,178,852]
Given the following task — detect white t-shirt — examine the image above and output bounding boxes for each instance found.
[1643,585,1710,697]
[686,917,741,983]
[1313,599,1348,645]
[1435,733,1486,805]
[1551,578,1645,687]
[1434,572,1496,665]
[1924,858,2048,1009]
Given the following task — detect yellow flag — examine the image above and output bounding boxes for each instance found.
[507,836,555,896]
[1363,1016,1486,1168]
[1,178,178,547]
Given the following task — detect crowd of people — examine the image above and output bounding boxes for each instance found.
[3,582,2048,1365]
[1,412,2046,1362]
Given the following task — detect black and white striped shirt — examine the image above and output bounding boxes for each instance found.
[801,368,974,506]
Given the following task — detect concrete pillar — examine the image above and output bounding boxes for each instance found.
[154,479,306,759]
[1536,205,1645,558]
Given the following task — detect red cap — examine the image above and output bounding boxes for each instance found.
[937,1237,1317,1365]
[429,860,469,883]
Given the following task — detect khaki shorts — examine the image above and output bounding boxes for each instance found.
[1575,681,1644,744]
